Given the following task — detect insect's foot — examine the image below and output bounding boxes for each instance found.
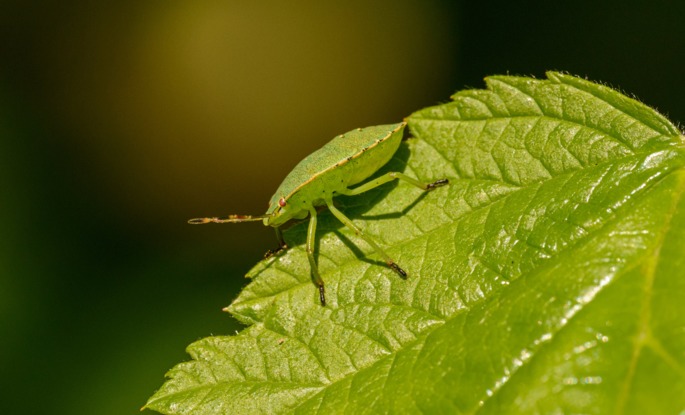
[318,284,326,306]
[426,178,449,190]
[264,244,288,259]
[389,262,408,279]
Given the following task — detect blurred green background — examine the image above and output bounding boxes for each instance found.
[1,1,684,414]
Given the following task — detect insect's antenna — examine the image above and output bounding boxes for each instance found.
[188,214,269,224]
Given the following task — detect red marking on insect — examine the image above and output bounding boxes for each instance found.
[278,197,287,207]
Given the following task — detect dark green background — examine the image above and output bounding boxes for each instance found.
[1,1,683,414]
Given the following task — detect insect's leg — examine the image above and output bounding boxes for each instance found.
[340,172,448,196]
[275,227,288,250]
[264,227,288,259]
[325,197,407,279]
[306,208,326,306]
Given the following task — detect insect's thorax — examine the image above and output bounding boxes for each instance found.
[264,171,346,227]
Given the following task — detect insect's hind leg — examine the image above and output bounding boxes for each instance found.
[306,208,326,306]
[341,172,448,197]
[325,197,407,279]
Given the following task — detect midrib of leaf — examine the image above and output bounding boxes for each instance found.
[615,222,662,415]
[614,170,685,415]
[465,169,685,415]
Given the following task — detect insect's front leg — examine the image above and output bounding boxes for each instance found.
[264,227,288,258]
[306,208,326,306]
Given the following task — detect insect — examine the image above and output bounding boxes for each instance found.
[189,122,448,306]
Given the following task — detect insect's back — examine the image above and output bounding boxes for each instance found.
[267,123,405,213]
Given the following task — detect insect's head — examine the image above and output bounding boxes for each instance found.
[264,195,306,227]
[264,196,289,226]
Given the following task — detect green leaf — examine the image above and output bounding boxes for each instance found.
[146,72,685,414]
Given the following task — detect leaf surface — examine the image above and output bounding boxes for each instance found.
[146,72,685,414]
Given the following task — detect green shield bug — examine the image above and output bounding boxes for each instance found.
[189,122,448,306]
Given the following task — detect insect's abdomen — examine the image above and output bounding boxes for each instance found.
[343,131,402,186]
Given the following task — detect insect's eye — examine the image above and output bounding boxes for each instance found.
[278,197,287,207]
